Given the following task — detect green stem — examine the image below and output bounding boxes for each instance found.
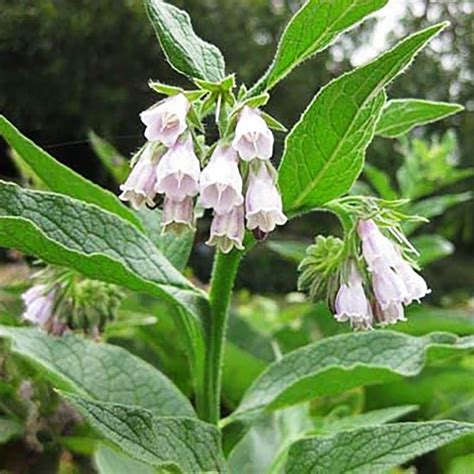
[202,249,243,424]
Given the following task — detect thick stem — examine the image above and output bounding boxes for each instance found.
[202,249,243,424]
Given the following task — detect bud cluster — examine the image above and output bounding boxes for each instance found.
[119,92,287,253]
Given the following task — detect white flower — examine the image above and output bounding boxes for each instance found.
[207,205,245,254]
[155,136,201,202]
[119,146,159,209]
[372,265,409,310]
[334,265,372,328]
[245,164,287,233]
[374,301,406,326]
[140,93,190,147]
[21,284,56,326]
[200,145,244,215]
[232,106,274,161]
[395,260,431,304]
[162,196,194,232]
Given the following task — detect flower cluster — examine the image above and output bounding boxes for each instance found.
[119,93,287,253]
[334,219,430,329]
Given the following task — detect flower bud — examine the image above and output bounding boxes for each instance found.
[155,136,201,202]
[372,265,408,310]
[140,93,190,147]
[200,145,244,215]
[162,196,194,233]
[21,284,56,326]
[232,106,274,161]
[245,164,287,233]
[395,260,431,304]
[207,205,245,254]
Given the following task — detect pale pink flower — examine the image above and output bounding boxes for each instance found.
[207,205,245,254]
[155,136,200,202]
[119,146,159,209]
[140,93,190,147]
[232,106,274,161]
[245,165,287,233]
[372,265,409,310]
[21,284,56,326]
[374,301,406,326]
[395,260,431,304]
[162,196,194,232]
[200,145,243,215]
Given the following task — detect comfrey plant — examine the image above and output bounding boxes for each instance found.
[0,1,473,472]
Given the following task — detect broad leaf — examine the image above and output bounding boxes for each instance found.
[94,444,156,474]
[63,393,228,473]
[285,421,474,473]
[412,234,454,265]
[0,326,194,417]
[376,99,463,138]
[252,0,388,93]
[278,23,447,215]
[232,331,474,420]
[144,0,226,82]
[0,115,140,228]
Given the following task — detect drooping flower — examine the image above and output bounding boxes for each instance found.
[162,196,194,232]
[245,164,287,234]
[372,265,408,310]
[119,145,160,209]
[232,106,274,161]
[373,300,406,326]
[140,93,190,147]
[21,284,56,326]
[394,259,431,304]
[200,145,244,215]
[334,265,372,329]
[207,205,245,254]
[155,136,201,202]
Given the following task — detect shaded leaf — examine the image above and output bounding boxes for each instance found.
[94,444,156,474]
[363,163,398,200]
[0,417,23,444]
[412,234,454,265]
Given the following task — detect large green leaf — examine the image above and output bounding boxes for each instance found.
[252,0,388,93]
[285,421,474,474]
[63,392,228,473]
[144,0,225,82]
[376,99,463,138]
[0,115,140,228]
[0,182,207,346]
[232,331,474,420]
[278,23,447,216]
[0,326,194,417]
[94,444,156,474]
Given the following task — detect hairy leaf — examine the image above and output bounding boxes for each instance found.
[94,444,156,474]
[285,421,474,473]
[376,99,463,138]
[144,0,226,82]
[278,23,447,215]
[0,326,194,417]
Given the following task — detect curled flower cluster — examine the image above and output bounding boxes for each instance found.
[334,219,430,329]
[119,94,287,253]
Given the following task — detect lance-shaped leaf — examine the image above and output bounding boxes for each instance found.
[63,393,228,473]
[285,421,474,473]
[0,116,140,228]
[144,0,226,82]
[252,0,389,93]
[376,99,463,138]
[278,23,447,216]
[232,331,474,420]
[0,326,195,417]
[0,182,207,346]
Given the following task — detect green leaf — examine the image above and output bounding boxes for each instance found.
[285,421,474,474]
[88,130,130,184]
[278,23,447,215]
[94,444,157,474]
[0,326,195,417]
[0,115,141,229]
[376,99,464,138]
[363,163,398,200]
[63,392,228,473]
[144,0,226,82]
[0,417,23,444]
[0,182,207,344]
[252,0,389,93]
[412,234,454,265]
[266,240,308,264]
[232,331,474,420]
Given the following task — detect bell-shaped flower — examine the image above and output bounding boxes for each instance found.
[119,146,159,209]
[155,136,200,202]
[162,196,194,232]
[357,220,401,272]
[334,265,372,329]
[245,164,287,233]
[232,106,274,161]
[374,301,406,326]
[395,260,431,304]
[372,264,409,310]
[207,205,245,254]
[140,93,190,147]
[200,145,244,215]
[21,284,56,326]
